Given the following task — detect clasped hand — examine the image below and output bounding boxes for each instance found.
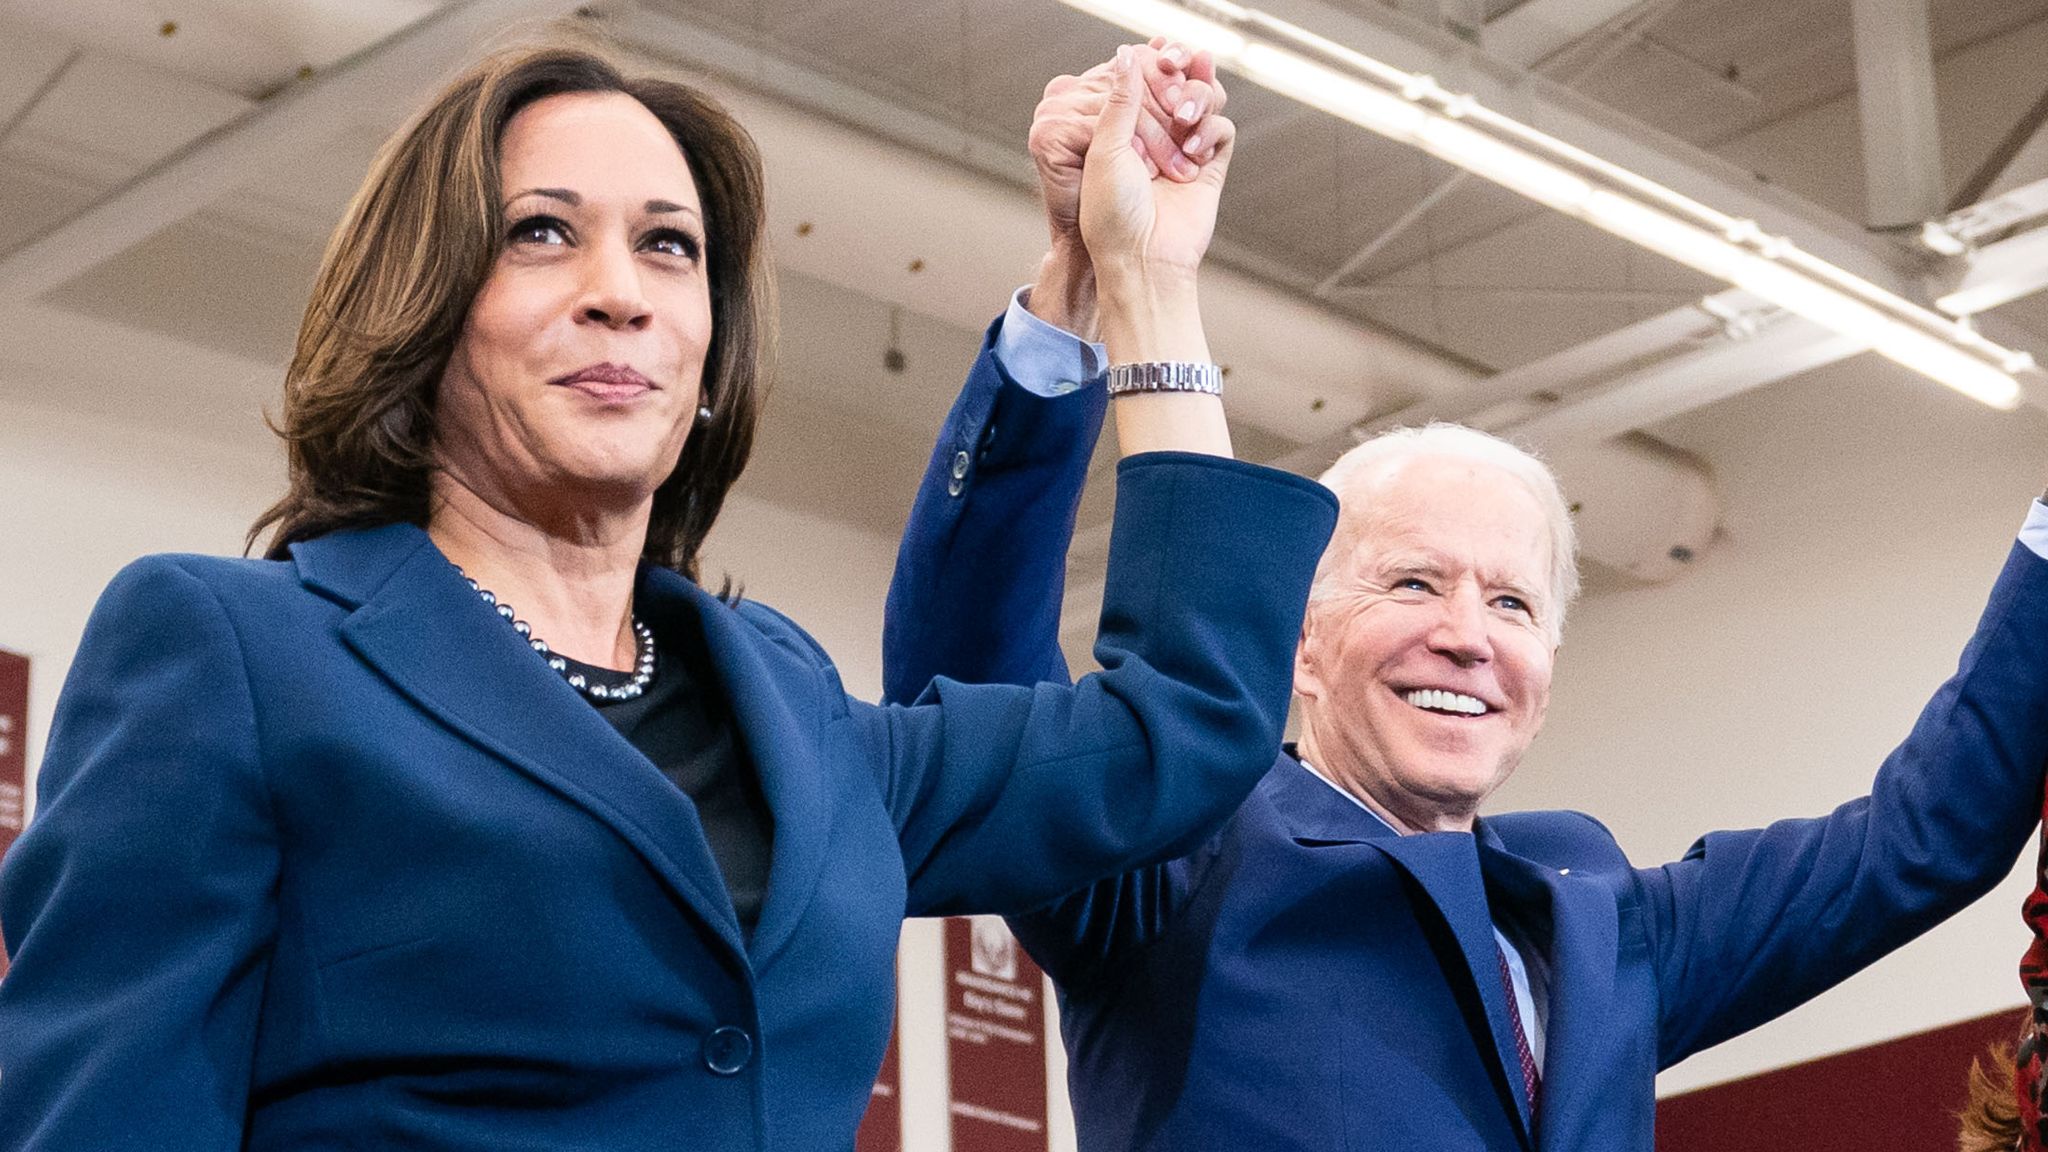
[1030,40,1236,313]
[1078,44,1236,292]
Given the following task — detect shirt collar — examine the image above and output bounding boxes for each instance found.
[1291,749,1402,835]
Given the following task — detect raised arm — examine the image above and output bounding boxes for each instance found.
[1644,531,2048,1067]
[1082,44,1236,460]
[874,451,1333,917]
[882,44,1230,703]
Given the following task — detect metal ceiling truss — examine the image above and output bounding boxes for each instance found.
[0,0,587,310]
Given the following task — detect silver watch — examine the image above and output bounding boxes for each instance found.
[1105,361,1223,397]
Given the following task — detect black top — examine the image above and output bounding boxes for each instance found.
[560,619,773,933]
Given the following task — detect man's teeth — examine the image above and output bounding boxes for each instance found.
[1404,689,1489,716]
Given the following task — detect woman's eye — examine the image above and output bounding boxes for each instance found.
[645,228,701,261]
[508,215,568,246]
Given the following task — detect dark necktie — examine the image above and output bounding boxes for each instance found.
[1496,941,1542,1127]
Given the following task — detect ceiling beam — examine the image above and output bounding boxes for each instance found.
[1499,319,1865,448]
[1850,0,1945,228]
[0,49,82,154]
[1363,291,1744,428]
[1482,0,1652,69]
[1397,0,1489,44]
[1210,0,2047,427]
[1247,0,1934,301]
[1935,222,2048,318]
[1948,81,2048,211]
[0,0,584,310]
[1313,172,1468,297]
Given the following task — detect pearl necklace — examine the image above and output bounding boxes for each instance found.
[455,566,657,702]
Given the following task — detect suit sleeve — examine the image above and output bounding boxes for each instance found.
[1642,541,2048,1068]
[0,557,277,1150]
[863,451,1334,919]
[880,314,1107,705]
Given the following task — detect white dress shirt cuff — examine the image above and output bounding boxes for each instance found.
[2020,499,2048,561]
[994,286,1108,398]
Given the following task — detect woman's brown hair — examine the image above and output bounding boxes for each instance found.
[1958,1041,2024,1152]
[250,41,771,580]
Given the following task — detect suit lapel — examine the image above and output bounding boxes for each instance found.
[637,571,839,967]
[298,524,748,960]
[1371,831,1536,1146]
[1271,761,1534,1146]
[1479,833,1619,1152]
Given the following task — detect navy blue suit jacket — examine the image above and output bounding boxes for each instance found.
[0,351,1337,1148]
[883,362,2048,1150]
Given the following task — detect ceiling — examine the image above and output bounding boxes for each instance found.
[2,0,2045,597]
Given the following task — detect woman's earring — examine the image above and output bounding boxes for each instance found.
[695,405,714,426]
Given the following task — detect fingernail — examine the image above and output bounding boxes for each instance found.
[1115,45,1132,73]
[1164,45,1188,67]
[1172,152,1196,178]
[1176,99,1199,124]
[1182,132,1203,155]
[1164,83,1183,107]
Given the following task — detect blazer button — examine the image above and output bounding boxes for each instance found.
[702,1025,754,1076]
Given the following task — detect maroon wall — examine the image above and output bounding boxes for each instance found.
[1657,1006,2028,1151]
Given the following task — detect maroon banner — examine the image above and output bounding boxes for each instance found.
[855,1014,901,1152]
[944,916,1048,1150]
[0,649,27,981]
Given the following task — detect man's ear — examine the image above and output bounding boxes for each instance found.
[1292,609,1323,704]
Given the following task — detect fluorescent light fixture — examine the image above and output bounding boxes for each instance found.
[1919,221,1968,257]
[1236,44,1423,139]
[1058,0,1247,56]
[1056,0,2030,410]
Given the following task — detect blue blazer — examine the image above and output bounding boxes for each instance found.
[0,351,1337,1149]
[884,364,2048,1150]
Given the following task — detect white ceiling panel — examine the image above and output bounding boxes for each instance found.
[0,0,447,98]
[9,50,251,175]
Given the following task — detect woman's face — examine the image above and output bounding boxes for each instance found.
[435,91,713,517]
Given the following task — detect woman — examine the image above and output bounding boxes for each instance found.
[1958,859,2048,1150]
[0,39,1332,1151]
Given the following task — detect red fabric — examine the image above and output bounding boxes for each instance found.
[2015,829,2048,1149]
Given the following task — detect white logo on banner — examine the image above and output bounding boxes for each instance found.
[968,915,1018,981]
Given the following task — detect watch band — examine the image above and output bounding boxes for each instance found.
[1105,361,1223,397]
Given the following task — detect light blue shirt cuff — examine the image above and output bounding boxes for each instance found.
[2021,499,2048,561]
[994,286,1108,398]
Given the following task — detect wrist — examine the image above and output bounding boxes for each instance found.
[1096,267,1208,364]
[1026,241,1098,338]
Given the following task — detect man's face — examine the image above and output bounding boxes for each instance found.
[1295,454,1558,832]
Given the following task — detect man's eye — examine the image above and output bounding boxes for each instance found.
[1395,578,1434,593]
[1495,595,1530,615]
[508,215,569,246]
[645,228,701,261]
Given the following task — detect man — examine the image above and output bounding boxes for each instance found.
[882,52,2048,1149]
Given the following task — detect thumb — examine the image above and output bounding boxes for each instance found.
[1088,46,1144,160]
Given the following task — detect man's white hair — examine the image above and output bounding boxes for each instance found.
[1310,422,1580,644]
